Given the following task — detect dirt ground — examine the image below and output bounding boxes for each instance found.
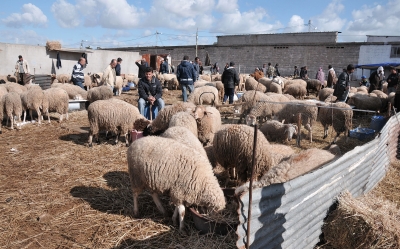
[0,89,397,249]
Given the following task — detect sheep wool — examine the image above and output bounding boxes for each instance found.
[20,88,46,124]
[188,85,219,105]
[86,85,113,105]
[161,126,206,157]
[169,111,198,138]
[52,82,87,100]
[268,82,283,94]
[260,120,297,143]
[245,77,267,92]
[3,92,22,130]
[127,136,226,231]
[0,85,8,99]
[43,88,69,123]
[194,106,221,146]
[318,102,353,143]
[5,82,27,94]
[318,88,334,101]
[283,84,307,99]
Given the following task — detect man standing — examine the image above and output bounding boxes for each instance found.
[293,66,299,78]
[368,66,385,93]
[316,67,325,87]
[267,63,275,79]
[221,61,240,104]
[386,67,398,94]
[327,65,337,88]
[71,57,86,89]
[138,67,165,115]
[333,64,355,102]
[15,55,30,85]
[176,55,196,102]
[261,63,267,76]
[135,59,147,79]
[193,57,200,80]
[275,63,281,77]
[159,58,168,74]
[102,59,117,90]
[115,57,123,76]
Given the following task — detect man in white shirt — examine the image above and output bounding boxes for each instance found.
[15,55,30,85]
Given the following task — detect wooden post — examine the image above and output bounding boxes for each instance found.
[388,102,392,118]
[296,113,302,147]
[149,103,153,121]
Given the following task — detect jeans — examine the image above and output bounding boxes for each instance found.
[181,83,194,102]
[72,78,85,89]
[388,87,396,95]
[223,87,235,104]
[138,98,165,116]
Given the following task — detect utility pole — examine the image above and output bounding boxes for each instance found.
[196,28,198,57]
[308,20,311,32]
[155,31,161,54]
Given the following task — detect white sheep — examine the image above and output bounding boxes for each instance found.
[268,82,282,94]
[56,74,71,83]
[88,98,149,147]
[318,102,353,143]
[52,82,87,100]
[91,73,103,87]
[127,136,226,231]
[114,76,124,96]
[245,77,266,92]
[193,105,221,146]
[0,85,8,99]
[245,94,292,124]
[20,88,47,124]
[86,86,113,104]
[161,126,206,157]
[348,94,382,111]
[259,120,298,143]
[258,77,273,89]
[188,85,219,105]
[3,92,22,130]
[163,74,179,90]
[84,74,93,90]
[318,88,334,101]
[200,74,211,82]
[169,111,198,138]
[283,84,307,99]
[4,82,27,94]
[43,88,69,123]
[268,144,295,165]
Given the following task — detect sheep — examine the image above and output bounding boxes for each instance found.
[52,83,87,100]
[193,105,221,146]
[144,102,196,135]
[169,111,198,138]
[43,88,69,123]
[237,90,269,103]
[163,74,179,90]
[3,92,22,130]
[388,92,395,107]
[86,86,113,103]
[245,77,266,92]
[194,79,211,88]
[357,86,369,94]
[4,82,27,94]
[305,79,322,96]
[0,85,8,99]
[188,85,219,105]
[127,136,226,231]
[276,100,318,142]
[56,74,71,83]
[20,88,47,124]
[245,95,291,123]
[318,102,353,143]
[268,144,295,165]
[349,87,358,94]
[272,77,284,89]
[213,124,273,183]
[161,126,206,157]
[259,120,298,143]
[283,84,307,99]
[88,99,149,147]
[258,77,273,89]
[124,74,139,85]
[382,82,388,94]
[371,90,388,109]
[211,74,221,81]
[318,88,334,101]
[350,94,382,111]
[284,79,307,89]
[200,74,211,81]
[91,73,103,87]
[7,75,17,83]
[268,82,283,94]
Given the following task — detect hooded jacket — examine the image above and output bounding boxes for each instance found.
[138,76,163,100]
[177,60,196,85]
[368,66,384,93]
[333,71,350,101]
[221,67,240,88]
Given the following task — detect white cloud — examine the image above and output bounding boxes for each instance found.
[0,29,47,45]
[312,0,347,32]
[286,15,306,32]
[51,0,80,28]
[2,3,47,28]
[215,0,238,13]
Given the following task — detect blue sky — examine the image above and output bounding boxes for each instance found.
[0,0,399,48]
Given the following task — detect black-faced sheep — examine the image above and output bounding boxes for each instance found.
[259,120,298,143]
[127,136,226,231]
[212,124,273,183]
[193,105,221,146]
[318,102,353,143]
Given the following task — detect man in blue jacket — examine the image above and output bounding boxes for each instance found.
[138,67,165,115]
[176,55,197,102]
[221,61,240,104]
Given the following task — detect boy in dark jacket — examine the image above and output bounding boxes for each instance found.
[221,61,240,104]
[333,64,355,102]
[177,55,197,102]
[138,67,165,115]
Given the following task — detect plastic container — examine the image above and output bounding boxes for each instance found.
[236,92,244,99]
[130,129,143,143]
[369,115,386,132]
[349,127,375,141]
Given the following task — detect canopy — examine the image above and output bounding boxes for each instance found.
[355,63,400,69]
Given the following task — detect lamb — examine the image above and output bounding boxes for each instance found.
[318,102,353,143]
[268,82,282,94]
[20,88,47,124]
[4,82,27,94]
[52,83,87,100]
[43,88,69,123]
[161,126,206,157]
[259,120,298,143]
[3,92,22,130]
[245,77,267,92]
[169,111,198,138]
[56,74,71,83]
[7,75,17,83]
[144,102,196,135]
[188,85,219,105]
[193,105,221,146]
[88,99,149,147]
[283,84,307,99]
[318,88,334,101]
[213,124,273,183]
[127,136,226,231]
[306,79,322,96]
[276,100,318,142]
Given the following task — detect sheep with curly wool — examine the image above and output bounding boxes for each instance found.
[318,88,334,101]
[43,88,69,123]
[212,124,273,183]
[349,94,382,111]
[86,86,113,103]
[268,144,295,166]
[4,82,27,94]
[144,102,196,135]
[168,111,198,138]
[88,98,148,147]
[52,82,87,100]
[283,84,307,99]
[188,85,219,105]
[193,105,221,146]
[3,92,22,130]
[161,126,206,157]
[318,102,353,143]
[127,136,226,231]
[268,82,282,94]
[245,77,266,92]
[305,79,322,96]
[260,120,298,143]
[20,87,47,124]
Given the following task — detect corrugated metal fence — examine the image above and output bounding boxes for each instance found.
[33,74,52,90]
[236,113,400,249]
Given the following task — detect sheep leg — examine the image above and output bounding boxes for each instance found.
[36,108,41,125]
[177,204,185,231]
[305,123,312,142]
[124,132,129,147]
[151,192,166,215]
[10,115,14,130]
[29,109,33,122]
[114,132,120,145]
[23,110,27,123]
[66,112,69,121]
[6,117,8,127]
[133,192,139,217]
[172,206,179,226]
[88,132,94,147]
[333,132,340,144]
[59,113,63,122]
[323,125,329,139]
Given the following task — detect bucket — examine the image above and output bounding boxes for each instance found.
[130,129,143,143]
[369,115,386,132]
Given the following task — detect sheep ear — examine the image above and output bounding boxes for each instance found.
[281,119,285,124]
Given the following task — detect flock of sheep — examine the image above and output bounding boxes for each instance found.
[0,69,383,232]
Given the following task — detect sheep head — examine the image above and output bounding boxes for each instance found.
[193,105,207,120]
[284,124,298,141]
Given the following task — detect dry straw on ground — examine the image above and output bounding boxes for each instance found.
[46,41,61,51]
[322,191,400,249]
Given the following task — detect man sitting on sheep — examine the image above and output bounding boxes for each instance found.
[138,67,165,117]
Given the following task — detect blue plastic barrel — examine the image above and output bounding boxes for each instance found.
[369,115,386,132]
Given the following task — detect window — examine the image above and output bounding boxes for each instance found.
[274,46,289,49]
[390,46,400,58]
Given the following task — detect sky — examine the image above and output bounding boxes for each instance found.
[0,0,399,48]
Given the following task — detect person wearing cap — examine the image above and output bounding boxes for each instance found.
[115,58,122,76]
[368,66,385,93]
[359,75,370,88]
[250,67,264,81]
[386,67,399,95]
[221,61,240,104]
[15,55,30,85]
[333,64,355,102]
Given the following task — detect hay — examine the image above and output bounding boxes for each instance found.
[193,199,239,225]
[323,191,400,249]
[46,41,61,51]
